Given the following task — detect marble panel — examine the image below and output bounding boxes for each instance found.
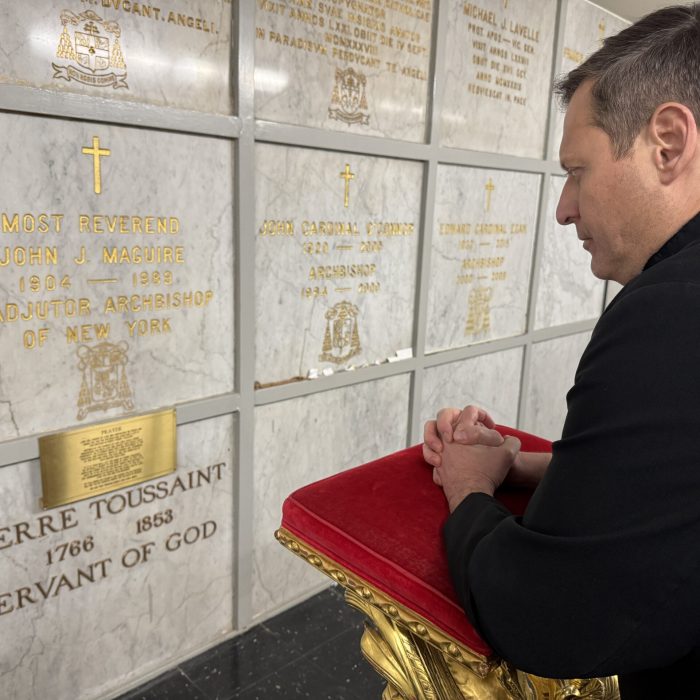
[0,113,234,442]
[255,0,434,141]
[0,413,235,700]
[534,176,605,329]
[549,0,629,157]
[255,144,421,386]
[252,374,410,620]
[0,0,233,114]
[426,165,539,353]
[606,280,623,306]
[522,331,591,441]
[440,0,556,157]
[421,347,523,429]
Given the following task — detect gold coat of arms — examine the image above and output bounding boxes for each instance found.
[76,341,134,420]
[53,10,128,89]
[329,68,370,125]
[319,301,362,364]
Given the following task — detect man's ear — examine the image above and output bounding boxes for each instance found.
[648,102,698,184]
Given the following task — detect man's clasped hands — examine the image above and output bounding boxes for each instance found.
[422,406,552,512]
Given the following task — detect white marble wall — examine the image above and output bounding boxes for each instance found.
[534,176,606,328]
[421,347,523,429]
[426,165,539,353]
[0,414,235,700]
[440,0,557,157]
[255,0,434,141]
[255,144,421,385]
[606,280,623,305]
[253,374,410,620]
[522,332,592,441]
[0,0,233,113]
[0,113,234,442]
[549,0,629,157]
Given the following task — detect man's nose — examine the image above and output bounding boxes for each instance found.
[556,178,579,226]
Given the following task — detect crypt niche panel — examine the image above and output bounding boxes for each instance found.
[421,346,523,430]
[522,331,591,441]
[0,113,234,442]
[549,0,629,158]
[0,413,235,700]
[252,373,410,620]
[440,0,556,157]
[425,165,539,354]
[534,176,605,329]
[255,0,434,141]
[255,144,421,386]
[0,0,233,114]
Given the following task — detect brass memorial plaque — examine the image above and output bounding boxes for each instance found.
[39,409,176,509]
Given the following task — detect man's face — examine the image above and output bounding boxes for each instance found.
[557,82,657,285]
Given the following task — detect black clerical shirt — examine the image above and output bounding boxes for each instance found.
[444,213,700,698]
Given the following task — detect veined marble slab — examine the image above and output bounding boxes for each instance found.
[421,347,523,429]
[426,165,539,353]
[440,0,556,157]
[0,414,235,700]
[522,331,591,441]
[549,0,629,157]
[0,0,233,113]
[534,176,605,329]
[0,113,234,442]
[252,374,410,620]
[606,280,623,306]
[255,143,421,385]
[255,0,434,141]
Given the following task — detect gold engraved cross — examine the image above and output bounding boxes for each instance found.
[599,19,606,43]
[484,178,495,212]
[340,163,355,208]
[82,136,111,195]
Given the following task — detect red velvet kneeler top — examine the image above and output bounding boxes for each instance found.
[280,426,552,658]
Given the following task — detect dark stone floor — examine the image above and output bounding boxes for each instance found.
[117,586,386,699]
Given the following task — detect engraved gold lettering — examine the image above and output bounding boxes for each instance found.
[66,323,111,344]
[0,247,58,267]
[102,291,213,313]
[0,299,90,324]
[463,3,497,26]
[308,263,376,280]
[102,246,184,264]
[259,219,295,236]
[79,215,179,235]
[126,317,172,337]
[302,221,360,236]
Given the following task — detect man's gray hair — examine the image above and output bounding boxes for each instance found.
[554,4,700,158]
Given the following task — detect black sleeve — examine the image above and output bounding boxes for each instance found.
[443,281,700,678]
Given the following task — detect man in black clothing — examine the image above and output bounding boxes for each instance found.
[423,5,700,698]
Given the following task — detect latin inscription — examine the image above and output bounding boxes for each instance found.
[79,0,227,35]
[255,0,434,138]
[441,0,555,156]
[257,0,431,76]
[462,1,542,106]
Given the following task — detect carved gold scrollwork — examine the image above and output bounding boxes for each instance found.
[496,663,619,700]
[348,588,507,699]
[275,528,620,700]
